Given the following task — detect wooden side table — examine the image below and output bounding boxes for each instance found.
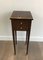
[10,11,33,55]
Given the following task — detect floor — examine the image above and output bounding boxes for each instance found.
[0,41,43,60]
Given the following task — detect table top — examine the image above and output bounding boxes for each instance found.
[10,11,33,20]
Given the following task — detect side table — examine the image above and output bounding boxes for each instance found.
[10,11,33,55]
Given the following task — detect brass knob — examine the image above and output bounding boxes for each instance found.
[20,27,22,29]
[21,22,22,24]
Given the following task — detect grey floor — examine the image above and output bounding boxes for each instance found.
[0,41,43,60]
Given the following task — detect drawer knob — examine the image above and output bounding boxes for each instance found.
[21,22,22,24]
[20,27,22,29]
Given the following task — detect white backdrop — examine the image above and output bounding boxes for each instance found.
[0,0,43,41]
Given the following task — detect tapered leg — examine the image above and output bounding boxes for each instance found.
[26,29,30,55]
[11,20,16,55]
[15,31,17,44]
[25,31,28,44]
[12,30,16,55]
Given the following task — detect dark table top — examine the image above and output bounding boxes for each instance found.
[10,11,33,20]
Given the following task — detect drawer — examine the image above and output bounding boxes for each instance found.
[11,20,31,30]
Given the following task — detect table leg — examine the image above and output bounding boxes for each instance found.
[12,30,16,55]
[15,31,17,44]
[25,31,28,44]
[26,29,30,55]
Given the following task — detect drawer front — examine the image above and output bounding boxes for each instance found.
[12,20,31,30]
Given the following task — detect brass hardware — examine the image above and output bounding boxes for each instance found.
[21,22,22,24]
[20,27,22,29]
